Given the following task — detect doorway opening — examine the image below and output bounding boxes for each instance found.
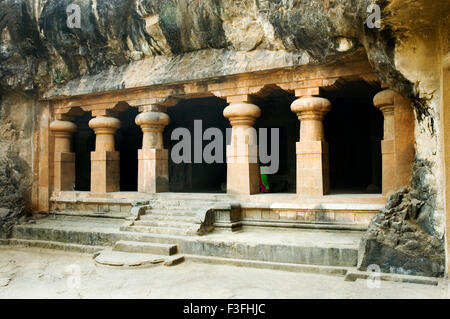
[116,107,142,191]
[255,90,298,193]
[323,81,383,194]
[164,97,228,193]
[72,112,95,191]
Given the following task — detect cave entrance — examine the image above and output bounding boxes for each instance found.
[255,90,299,193]
[72,112,95,191]
[116,107,142,192]
[322,81,383,194]
[164,97,228,193]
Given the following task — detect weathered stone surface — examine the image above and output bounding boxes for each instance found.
[0,152,26,238]
[0,0,416,96]
[358,183,445,277]
[94,250,166,267]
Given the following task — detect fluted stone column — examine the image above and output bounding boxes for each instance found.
[374,89,414,196]
[89,116,121,193]
[291,96,331,195]
[135,111,170,193]
[50,120,77,192]
[223,102,261,195]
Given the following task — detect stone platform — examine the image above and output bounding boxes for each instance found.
[3,214,362,270]
[50,191,384,231]
[2,192,387,274]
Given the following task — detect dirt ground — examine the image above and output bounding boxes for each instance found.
[0,246,448,299]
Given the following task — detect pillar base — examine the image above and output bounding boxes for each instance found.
[90,151,120,193]
[296,141,329,196]
[226,144,259,195]
[138,149,169,193]
[381,139,396,196]
[54,152,75,192]
[226,162,260,195]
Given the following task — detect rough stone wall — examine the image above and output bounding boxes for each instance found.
[0,91,38,237]
[0,0,409,93]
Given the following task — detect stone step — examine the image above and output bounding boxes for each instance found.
[121,225,192,236]
[185,254,352,276]
[113,240,178,256]
[149,202,218,210]
[12,216,184,246]
[0,238,105,254]
[94,250,185,267]
[143,208,201,217]
[12,215,361,268]
[139,213,199,223]
[50,210,127,219]
[133,219,195,229]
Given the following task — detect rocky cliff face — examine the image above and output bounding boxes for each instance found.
[0,0,449,275]
[0,91,37,237]
[1,0,410,95]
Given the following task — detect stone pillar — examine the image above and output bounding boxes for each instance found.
[50,120,77,192]
[135,111,170,193]
[291,96,331,195]
[374,89,415,196]
[88,116,121,193]
[223,102,261,195]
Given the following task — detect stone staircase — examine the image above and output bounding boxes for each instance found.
[2,193,382,272]
[120,198,229,236]
[2,213,363,273]
[93,198,231,266]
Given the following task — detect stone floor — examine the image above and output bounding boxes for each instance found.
[0,246,448,299]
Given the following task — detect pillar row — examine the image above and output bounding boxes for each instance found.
[291,96,331,196]
[50,120,77,192]
[223,102,261,195]
[88,116,121,193]
[135,111,170,193]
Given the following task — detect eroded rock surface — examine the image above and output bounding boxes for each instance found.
[0,0,412,96]
[0,152,25,238]
[358,161,445,277]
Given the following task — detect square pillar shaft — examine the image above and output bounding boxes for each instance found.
[90,151,120,193]
[381,139,396,195]
[226,144,260,195]
[296,141,329,195]
[138,149,169,193]
[54,152,75,192]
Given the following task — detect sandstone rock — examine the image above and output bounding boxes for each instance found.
[0,152,25,238]
[0,0,415,97]
[358,186,445,277]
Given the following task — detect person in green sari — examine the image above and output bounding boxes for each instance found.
[260,166,270,193]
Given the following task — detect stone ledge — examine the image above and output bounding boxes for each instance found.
[344,270,440,286]
[241,221,367,231]
[0,238,104,254]
[43,49,310,100]
[185,254,352,277]
[240,202,384,210]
